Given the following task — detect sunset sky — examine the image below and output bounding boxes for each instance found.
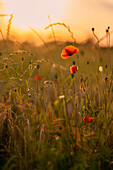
[0,0,113,46]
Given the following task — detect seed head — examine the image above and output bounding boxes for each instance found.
[87,61,89,65]
[105,77,108,81]
[105,65,107,69]
[55,74,58,79]
[92,28,95,32]
[37,65,40,69]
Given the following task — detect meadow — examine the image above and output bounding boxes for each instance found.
[0,23,113,170]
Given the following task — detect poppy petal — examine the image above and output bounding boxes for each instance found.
[61,49,69,59]
[83,119,85,122]
[87,117,94,123]
[86,115,89,119]
[34,75,41,81]
[61,46,79,59]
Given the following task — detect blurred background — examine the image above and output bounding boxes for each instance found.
[0,0,113,46]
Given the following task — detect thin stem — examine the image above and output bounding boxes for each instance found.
[28,26,54,59]
[95,29,113,46]
[0,29,7,49]
[92,29,101,64]
[48,15,57,44]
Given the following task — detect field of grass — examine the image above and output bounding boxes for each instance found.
[0,28,113,170]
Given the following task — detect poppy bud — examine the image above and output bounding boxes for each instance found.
[37,65,40,69]
[70,65,78,74]
[105,65,107,69]
[73,61,75,65]
[55,74,58,79]
[105,77,108,81]
[87,61,89,65]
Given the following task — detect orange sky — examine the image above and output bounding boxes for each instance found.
[0,0,113,46]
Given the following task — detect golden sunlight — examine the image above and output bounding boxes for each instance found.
[3,0,65,29]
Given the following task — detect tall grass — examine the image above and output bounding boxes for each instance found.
[0,18,113,170]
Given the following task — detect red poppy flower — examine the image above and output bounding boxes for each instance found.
[70,65,78,74]
[86,115,89,119]
[76,145,79,149]
[87,117,94,123]
[34,75,41,81]
[83,119,85,122]
[61,46,79,59]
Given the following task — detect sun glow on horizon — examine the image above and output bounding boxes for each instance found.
[3,0,65,29]
[1,0,113,46]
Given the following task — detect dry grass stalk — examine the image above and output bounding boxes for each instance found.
[0,29,5,40]
[95,29,113,46]
[0,14,10,17]
[0,29,8,49]
[28,26,49,49]
[0,13,13,47]
[7,14,13,39]
[48,15,57,43]
[45,22,76,44]
[28,26,55,59]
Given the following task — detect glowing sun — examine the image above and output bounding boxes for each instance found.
[3,0,65,29]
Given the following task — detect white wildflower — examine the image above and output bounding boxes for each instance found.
[59,95,65,99]
[99,66,103,72]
